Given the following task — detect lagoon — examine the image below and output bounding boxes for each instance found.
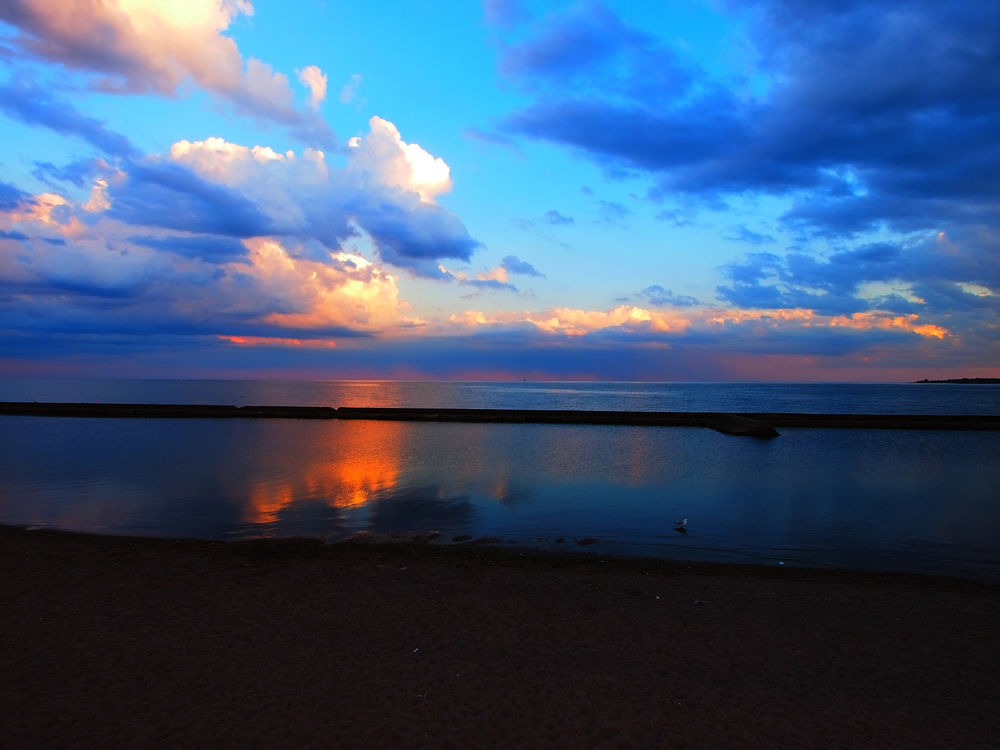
[2,390,998,581]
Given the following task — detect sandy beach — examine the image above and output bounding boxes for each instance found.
[1,525,997,748]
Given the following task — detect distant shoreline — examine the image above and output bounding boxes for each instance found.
[914,377,1000,384]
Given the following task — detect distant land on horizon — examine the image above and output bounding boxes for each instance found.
[914,378,1000,384]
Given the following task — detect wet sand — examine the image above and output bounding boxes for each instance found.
[2,525,997,748]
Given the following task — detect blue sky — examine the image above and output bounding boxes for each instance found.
[0,0,997,381]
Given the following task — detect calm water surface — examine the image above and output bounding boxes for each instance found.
[1,380,998,582]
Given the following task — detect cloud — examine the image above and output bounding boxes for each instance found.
[543,209,573,225]
[483,0,530,28]
[501,255,543,277]
[108,161,277,237]
[338,73,363,106]
[496,1,1000,240]
[0,0,334,145]
[462,126,521,151]
[0,183,418,338]
[0,79,136,157]
[717,231,1000,322]
[129,234,249,263]
[438,263,519,294]
[166,118,480,275]
[637,285,700,308]
[497,1,690,101]
[451,303,690,337]
[489,0,999,371]
[297,65,327,109]
[439,300,957,374]
[724,225,776,246]
[0,180,30,209]
[347,116,452,203]
[0,114,485,350]
[596,200,631,224]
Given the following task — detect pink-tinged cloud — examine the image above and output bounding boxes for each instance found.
[297,65,327,109]
[0,0,333,144]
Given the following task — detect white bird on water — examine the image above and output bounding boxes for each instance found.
[675,518,688,528]
[674,518,688,535]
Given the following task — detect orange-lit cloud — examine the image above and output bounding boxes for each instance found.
[703,307,948,338]
[447,303,950,341]
[234,237,418,331]
[703,308,817,326]
[450,304,691,335]
[218,335,336,348]
[829,312,948,338]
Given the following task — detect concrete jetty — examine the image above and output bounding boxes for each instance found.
[3,402,999,436]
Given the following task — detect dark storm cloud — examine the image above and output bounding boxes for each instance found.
[107,162,276,237]
[499,1,1000,238]
[0,79,136,157]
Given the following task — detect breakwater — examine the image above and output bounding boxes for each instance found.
[3,402,999,436]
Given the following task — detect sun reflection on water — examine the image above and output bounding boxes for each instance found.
[242,420,405,524]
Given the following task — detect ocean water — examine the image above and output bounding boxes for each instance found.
[1,379,998,581]
[2,377,999,414]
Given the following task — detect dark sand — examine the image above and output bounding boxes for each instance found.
[2,526,998,749]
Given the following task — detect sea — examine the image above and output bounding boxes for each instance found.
[1,379,998,581]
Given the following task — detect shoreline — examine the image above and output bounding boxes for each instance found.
[2,524,998,747]
[4,523,994,589]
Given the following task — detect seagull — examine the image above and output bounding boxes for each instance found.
[674,518,688,535]
[675,518,688,528]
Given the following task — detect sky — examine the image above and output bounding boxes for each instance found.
[0,0,998,382]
